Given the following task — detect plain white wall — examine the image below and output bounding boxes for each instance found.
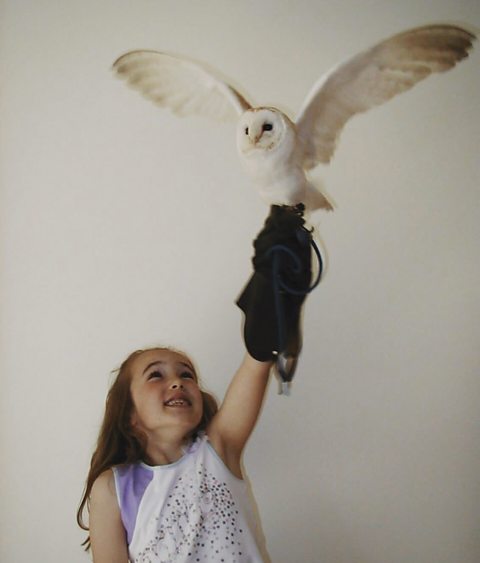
[1,1,479,562]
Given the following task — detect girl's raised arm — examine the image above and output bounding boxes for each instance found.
[207,352,272,478]
[89,469,129,563]
[207,205,312,475]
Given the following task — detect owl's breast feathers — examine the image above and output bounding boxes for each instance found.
[240,126,307,206]
[257,167,307,207]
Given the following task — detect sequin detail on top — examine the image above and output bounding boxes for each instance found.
[113,433,264,563]
[136,466,245,562]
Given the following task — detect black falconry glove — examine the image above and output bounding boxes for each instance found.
[236,203,323,395]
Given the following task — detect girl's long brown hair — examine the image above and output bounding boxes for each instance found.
[76,347,218,550]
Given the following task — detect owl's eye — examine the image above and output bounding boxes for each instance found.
[262,123,273,132]
[245,127,249,135]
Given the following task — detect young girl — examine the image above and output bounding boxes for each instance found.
[77,345,272,562]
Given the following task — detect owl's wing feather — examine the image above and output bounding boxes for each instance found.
[113,50,252,121]
[296,25,476,168]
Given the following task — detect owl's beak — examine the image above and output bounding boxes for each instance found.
[250,131,263,145]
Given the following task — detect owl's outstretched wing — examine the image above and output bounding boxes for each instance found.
[113,50,252,121]
[295,24,476,169]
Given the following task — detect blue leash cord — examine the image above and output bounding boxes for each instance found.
[266,230,323,395]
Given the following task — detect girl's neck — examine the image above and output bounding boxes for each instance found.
[142,431,193,466]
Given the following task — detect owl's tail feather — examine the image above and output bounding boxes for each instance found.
[305,182,334,211]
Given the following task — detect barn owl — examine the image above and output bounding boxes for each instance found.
[113,24,475,211]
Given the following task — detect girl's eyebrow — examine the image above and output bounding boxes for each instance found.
[142,360,195,375]
[143,360,164,375]
[179,361,195,372]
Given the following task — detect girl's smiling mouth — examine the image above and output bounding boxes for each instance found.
[164,393,192,407]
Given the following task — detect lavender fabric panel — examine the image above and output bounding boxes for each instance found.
[114,464,153,543]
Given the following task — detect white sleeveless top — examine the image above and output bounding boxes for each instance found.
[113,433,266,562]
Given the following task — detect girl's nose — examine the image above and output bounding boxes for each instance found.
[170,380,184,390]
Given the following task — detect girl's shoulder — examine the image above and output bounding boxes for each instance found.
[89,468,129,560]
[91,468,117,503]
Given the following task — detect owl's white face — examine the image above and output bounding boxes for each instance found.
[236,108,295,159]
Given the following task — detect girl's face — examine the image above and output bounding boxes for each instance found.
[129,349,203,438]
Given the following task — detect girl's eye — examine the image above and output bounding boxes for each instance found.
[181,371,194,380]
[148,370,163,380]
